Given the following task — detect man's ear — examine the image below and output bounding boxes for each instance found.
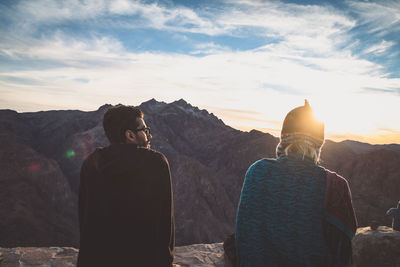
[125,129,136,144]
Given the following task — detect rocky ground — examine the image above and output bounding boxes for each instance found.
[0,244,225,267]
[0,227,399,267]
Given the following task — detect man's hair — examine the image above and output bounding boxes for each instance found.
[103,105,144,144]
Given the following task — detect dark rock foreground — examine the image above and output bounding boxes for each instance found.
[0,244,225,267]
[1,227,399,267]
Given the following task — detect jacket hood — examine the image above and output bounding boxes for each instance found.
[89,143,140,176]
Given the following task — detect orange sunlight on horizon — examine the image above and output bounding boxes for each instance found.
[209,93,400,145]
[233,125,400,145]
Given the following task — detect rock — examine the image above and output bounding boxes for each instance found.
[2,230,400,267]
[352,226,400,267]
[173,243,225,267]
[370,221,379,230]
[0,247,78,267]
[0,244,226,267]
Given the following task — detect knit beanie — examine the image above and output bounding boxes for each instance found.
[276,100,324,157]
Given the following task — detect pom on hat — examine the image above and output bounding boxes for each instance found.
[280,99,324,146]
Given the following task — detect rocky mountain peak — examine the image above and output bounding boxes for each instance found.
[138,99,227,128]
[170,99,226,126]
[140,98,168,114]
[97,104,113,111]
[173,98,189,106]
[0,109,18,115]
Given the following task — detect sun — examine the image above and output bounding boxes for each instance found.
[309,93,400,144]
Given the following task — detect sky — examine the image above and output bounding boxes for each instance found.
[0,0,399,144]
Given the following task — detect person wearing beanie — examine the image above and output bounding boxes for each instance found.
[386,201,400,231]
[235,100,357,267]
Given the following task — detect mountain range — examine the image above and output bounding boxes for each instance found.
[1,99,399,247]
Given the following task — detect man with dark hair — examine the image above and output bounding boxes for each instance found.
[77,105,175,267]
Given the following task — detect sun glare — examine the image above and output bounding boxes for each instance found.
[309,93,400,143]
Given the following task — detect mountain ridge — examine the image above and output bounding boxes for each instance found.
[0,99,399,247]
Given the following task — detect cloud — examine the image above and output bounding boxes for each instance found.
[363,40,395,55]
[2,0,356,39]
[206,106,281,124]
[1,1,398,98]
[347,0,400,36]
[1,33,398,108]
[0,32,126,66]
[6,0,225,36]
[107,0,225,34]
[190,42,232,55]
[220,1,355,37]
[2,0,396,61]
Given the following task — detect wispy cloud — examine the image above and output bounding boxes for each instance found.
[190,42,232,55]
[348,0,400,35]
[220,1,355,37]
[0,33,125,64]
[6,0,225,35]
[363,40,395,55]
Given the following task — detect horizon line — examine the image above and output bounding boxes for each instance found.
[1,98,399,146]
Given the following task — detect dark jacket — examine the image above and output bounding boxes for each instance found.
[77,144,174,267]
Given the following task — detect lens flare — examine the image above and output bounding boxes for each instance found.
[28,162,40,172]
[65,149,75,158]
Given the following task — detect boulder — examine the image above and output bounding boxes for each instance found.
[0,247,78,267]
[352,226,400,267]
[173,243,225,267]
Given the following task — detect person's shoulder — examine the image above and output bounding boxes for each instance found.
[82,147,102,166]
[247,158,277,174]
[138,147,169,165]
[80,147,107,175]
[324,168,349,186]
[255,157,278,167]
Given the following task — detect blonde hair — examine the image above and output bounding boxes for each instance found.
[283,142,321,163]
